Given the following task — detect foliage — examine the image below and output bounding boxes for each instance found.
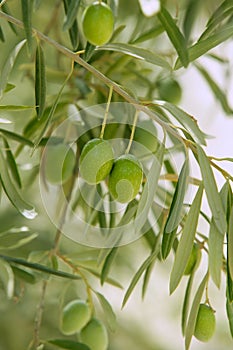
[0,0,233,349]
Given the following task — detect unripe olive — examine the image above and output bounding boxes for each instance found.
[82,2,114,46]
[61,300,91,335]
[184,243,201,275]
[79,138,114,184]
[44,143,75,184]
[80,318,108,350]
[133,120,158,154]
[108,154,143,203]
[194,304,216,342]
[157,77,182,104]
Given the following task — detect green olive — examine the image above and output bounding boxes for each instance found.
[80,318,108,350]
[79,138,114,184]
[61,300,91,335]
[82,2,114,46]
[157,77,182,104]
[184,243,201,275]
[44,143,75,184]
[194,304,216,342]
[108,154,143,203]
[133,120,158,155]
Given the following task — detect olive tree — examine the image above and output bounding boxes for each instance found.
[0,0,233,349]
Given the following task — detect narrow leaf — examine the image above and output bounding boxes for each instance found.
[63,0,79,50]
[11,265,36,284]
[35,43,46,119]
[0,128,33,147]
[157,6,189,67]
[21,0,33,52]
[183,0,201,41]
[0,105,35,110]
[162,158,189,259]
[0,148,37,219]
[170,185,203,294]
[226,296,233,338]
[63,0,80,31]
[197,144,227,234]
[0,259,14,299]
[94,291,117,332]
[2,3,18,35]
[122,246,160,308]
[97,43,171,70]
[131,24,164,44]
[0,39,26,99]
[0,25,5,42]
[228,206,233,281]
[48,339,90,350]
[182,273,195,335]
[3,138,22,188]
[196,64,233,115]
[185,273,208,350]
[101,247,118,285]
[175,22,233,69]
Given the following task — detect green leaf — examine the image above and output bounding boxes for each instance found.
[3,138,22,188]
[94,291,117,332]
[156,101,206,145]
[122,246,160,308]
[182,0,202,41]
[0,39,26,99]
[0,128,33,147]
[0,230,37,250]
[11,265,36,284]
[175,21,233,69]
[182,273,195,336]
[162,158,189,260]
[0,254,81,280]
[2,3,18,35]
[97,43,171,70]
[21,0,33,52]
[0,259,14,299]
[157,6,189,67]
[130,24,164,44]
[197,144,227,234]
[0,148,37,219]
[209,181,229,288]
[48,339,90,350]
[0,25,4,42]
[0,105,35,110]
[195,64,233,115]
[4,83,16,94]
[135,141,165,233]
[169,185,203,294]
[226,295,233,338]
[100,247,118,285]
[228,206,233,281]
[63,0,79,50]
[35,43,46,119]
[63,0,80,31]
[185,273,208,350]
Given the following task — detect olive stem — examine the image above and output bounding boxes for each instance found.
[99,85,113,139]
[125,109,139,154]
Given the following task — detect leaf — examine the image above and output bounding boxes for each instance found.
[94,291,117,332]
[228,205,233,281]
[2,3,18,35]
[122,246,160,308]
[185,273,208,350]
[35,43,46,119]
[209,181,229,288]
[162,158,189,260]
[3,83,16,93]
[0,231,38,250]
[21,0,33,52]
[0,128,33,147]
[63,0,80,31]
[130,24,164,44]
[0,39,26,99]
[3,138,22,188]
[226,295,233,338]
[11,265,36,284]
[175,21,233,69]
[0,25,4,42]
[182,0,202,41]
[157,6,189,67]
[0,259,14,299]
[182,273,195,336]
[48,339,90,350]
[197,144,227,234]
[0,105,35,110]
[0,254,81,280]
[0,148,37,219]
[100,247,118,285]
[169,185,203,294]
[156,101,206,145]
[63,0,79,50]
[96,43,171,70]
[195,64,233,115]
[135,141,165,233]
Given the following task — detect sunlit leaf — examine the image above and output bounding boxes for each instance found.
[97,43,171,70]
[35,43,46,119]
[185,273,208,350]
[0,39,26,99]
[63,0,80,31]
[94,291,117,332]
[0,148,37,219]
[170,185,203,294]
[0,259,14,299]
[157,6,189,67]
[21,0,33,52]
[162,158,189,260]
[197,144,227,234]
[48,339,90,350]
